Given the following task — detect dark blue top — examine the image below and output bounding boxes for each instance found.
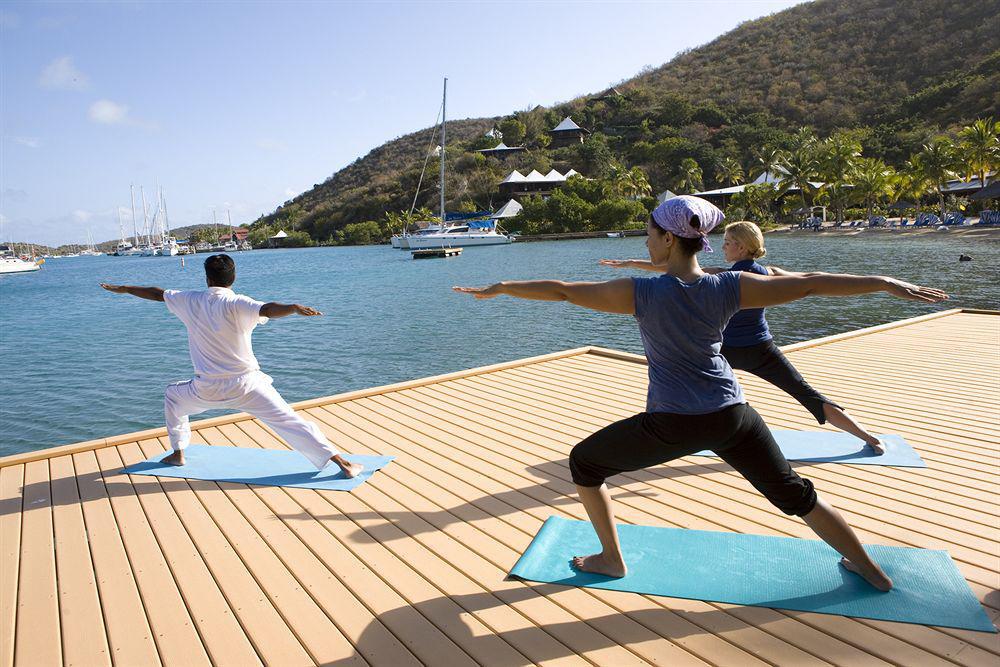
[633,272,745,415]
[721,259,772,347]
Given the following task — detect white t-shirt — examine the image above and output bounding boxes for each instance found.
[164,286,269,379]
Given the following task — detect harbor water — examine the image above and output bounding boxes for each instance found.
[1,234,996,456]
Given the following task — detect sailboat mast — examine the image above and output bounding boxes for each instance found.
[130,184,139,247]
[162,191,171,236]
[227,210,233,244]
[140,186,151,246]
[440,77,447,225]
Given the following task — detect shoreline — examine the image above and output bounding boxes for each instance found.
[766,225,1000,241]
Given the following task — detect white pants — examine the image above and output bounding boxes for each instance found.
[164,371,338,470]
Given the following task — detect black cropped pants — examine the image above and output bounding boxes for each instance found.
[569,403,817,517]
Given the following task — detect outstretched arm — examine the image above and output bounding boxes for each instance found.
[599,259,724,274]
[766,265,821,277]
[259,302,323,318]
[739,272,948,309]
[100,283,165,302]
[454,278,635,315]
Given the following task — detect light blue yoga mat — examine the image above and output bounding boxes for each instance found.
[125,445,394,491]
[695,431,926,467]
[510,516,995,632]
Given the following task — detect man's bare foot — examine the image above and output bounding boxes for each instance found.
[571,552,627,578]
[840,557,893,591]
[864,437,885,455]
[161,451,185,466]
[331,454,363,479]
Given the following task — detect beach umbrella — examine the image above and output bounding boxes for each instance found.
[969,181,1000,200]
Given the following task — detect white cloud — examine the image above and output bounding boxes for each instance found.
[13,136,40,148]
[88,99,129,124]
[39,56,89,91]
[347,89,367,103]
[256,138,287,152]
[87,99,159,129]
[73,209,92,222]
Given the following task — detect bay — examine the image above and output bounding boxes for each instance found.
[1,234,996,457]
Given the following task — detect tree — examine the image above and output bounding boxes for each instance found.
[730,183,777,224]
[339,221,383,245]
[498,118,526,145]
[912,137,959,219]
[716,156,745,186]
[753,146,783,181]
[958,117,999,189]
[776,141,820,212]
[675,158,703,194]
[610,164,652,199]
[818,133,862,224]
[852,158,894,220]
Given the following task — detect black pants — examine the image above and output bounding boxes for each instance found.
[722,340,839,424]
[569,403,817,517]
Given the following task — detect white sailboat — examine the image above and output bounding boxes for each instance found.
[0,243,42,274]
[391,78,513,250]
[156,190,179,256]
[79,229,104,256]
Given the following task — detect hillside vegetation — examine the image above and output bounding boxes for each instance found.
[250,0,999,243]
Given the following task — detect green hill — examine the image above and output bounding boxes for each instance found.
[253,0,999,242]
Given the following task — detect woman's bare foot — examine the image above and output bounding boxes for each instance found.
[161,451,185,466]
[331,454,364,478]
[571,552,627,578]
[840,557,893,591]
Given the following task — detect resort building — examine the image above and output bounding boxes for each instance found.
[476,142,528,160]
[499,168,582,199]
[548,116,590,147]
[694,167,824,207]
[267,229,288,248]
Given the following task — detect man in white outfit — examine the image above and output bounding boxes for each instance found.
[100,254,363,477]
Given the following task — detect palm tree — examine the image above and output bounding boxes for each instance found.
[818,134,862,224]
[958,117,999,189]
[776,146,819,213]
[852,158,894,220]
[717,156,745,186]
[913,137,959,220]
[753,146,783,181]
[675,158,704,194]
[624,167,652,199]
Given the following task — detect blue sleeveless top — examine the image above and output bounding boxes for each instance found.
[633,272,745,415]
[721,259,772,347]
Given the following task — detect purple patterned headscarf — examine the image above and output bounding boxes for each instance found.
[650,195,725,253]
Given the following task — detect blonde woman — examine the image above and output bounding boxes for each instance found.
[601,220,885,452]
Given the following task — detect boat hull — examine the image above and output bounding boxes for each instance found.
[405,234,512,249]
[0,260,40,274]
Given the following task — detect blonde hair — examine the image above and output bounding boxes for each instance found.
[724,221,766,259]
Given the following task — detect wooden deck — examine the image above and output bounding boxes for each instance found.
[2,308,998,666]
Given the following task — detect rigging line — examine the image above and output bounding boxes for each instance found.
[409,100,445,216]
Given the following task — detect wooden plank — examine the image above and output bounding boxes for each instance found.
[14,460,60,666]
[0,465,24,667]
[115,441,263,667]
[72,450,161,666]
[135,439,368,666]
[92,446,212,666]
[48,455,111,667]
[213,421,537,667]
[128,439,314,666]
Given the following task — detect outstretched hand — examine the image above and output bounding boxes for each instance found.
[452,285,502,299]
[599,259,632,268]
[100,283,127,293]
[883,279,949,303]
[294,304,323,316]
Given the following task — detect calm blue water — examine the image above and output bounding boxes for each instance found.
[1,235,996,456]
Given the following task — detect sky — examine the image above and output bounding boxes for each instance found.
[1,0,803,246]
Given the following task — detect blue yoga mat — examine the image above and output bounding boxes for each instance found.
[510,516,995,632]
[694,431,926,467]
[125,445,394,491]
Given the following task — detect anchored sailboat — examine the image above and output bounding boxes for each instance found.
[391,78,513,249]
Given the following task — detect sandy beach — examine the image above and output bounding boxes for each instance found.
[768,224,1000,241]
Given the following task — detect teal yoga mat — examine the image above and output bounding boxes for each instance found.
[510,516,995,632]
[695,431,926,467]
[125,445,394,491]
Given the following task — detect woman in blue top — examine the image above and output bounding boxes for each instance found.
[603,220,884,452]
[455,196,946,591]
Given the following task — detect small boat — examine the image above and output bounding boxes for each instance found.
[0,244,42,274]
[606,232,625,238]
